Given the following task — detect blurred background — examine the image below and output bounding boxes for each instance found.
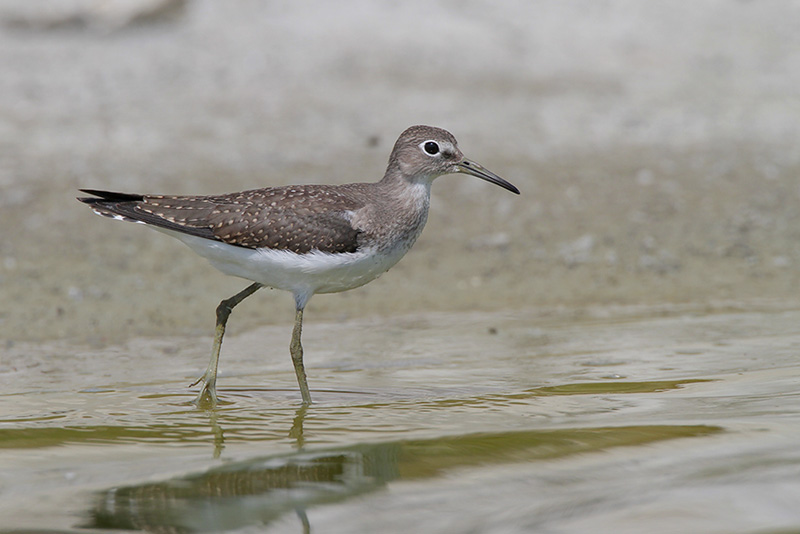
[1,0,798,344]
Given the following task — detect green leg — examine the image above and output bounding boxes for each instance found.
[192,282,261,406]
[290,307,312,405]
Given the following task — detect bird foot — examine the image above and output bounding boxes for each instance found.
[190,373,218,407]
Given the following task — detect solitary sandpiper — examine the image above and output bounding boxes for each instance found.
[78,125,520,406]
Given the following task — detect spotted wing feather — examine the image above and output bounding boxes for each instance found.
[78,187,365,254]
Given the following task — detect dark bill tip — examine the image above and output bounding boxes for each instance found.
[456,159,520,195]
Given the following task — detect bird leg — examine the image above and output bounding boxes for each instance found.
[192,282,262,406]
[290,307,312,405]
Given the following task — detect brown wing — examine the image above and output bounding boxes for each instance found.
[78,186,365,254]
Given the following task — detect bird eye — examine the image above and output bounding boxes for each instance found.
[423,141,440,155]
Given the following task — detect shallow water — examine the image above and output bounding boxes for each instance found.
[2,303,800,533]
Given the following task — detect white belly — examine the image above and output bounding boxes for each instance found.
[160,229,411,305]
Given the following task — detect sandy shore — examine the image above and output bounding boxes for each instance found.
[0,0,798,344]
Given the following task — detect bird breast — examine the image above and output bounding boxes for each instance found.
[352,180,432,254]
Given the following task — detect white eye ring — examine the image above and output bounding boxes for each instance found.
[421,140,440,156]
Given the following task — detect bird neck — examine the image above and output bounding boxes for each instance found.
[365,170,432,251]
[377,169,433,211]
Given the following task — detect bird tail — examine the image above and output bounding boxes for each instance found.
[77,189,146,223]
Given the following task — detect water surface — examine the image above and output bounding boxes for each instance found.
[2,303,800,533]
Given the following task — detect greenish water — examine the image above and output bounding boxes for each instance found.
[2,304,800,533]
[85,424,720,532]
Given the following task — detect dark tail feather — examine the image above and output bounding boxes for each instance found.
[77,189,148,224]
[77,189,144,204]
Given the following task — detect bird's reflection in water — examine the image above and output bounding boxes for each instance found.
[86,406,399,533]
[289,405,308,449]
[83,411,717,533]
[88,447,396,532]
